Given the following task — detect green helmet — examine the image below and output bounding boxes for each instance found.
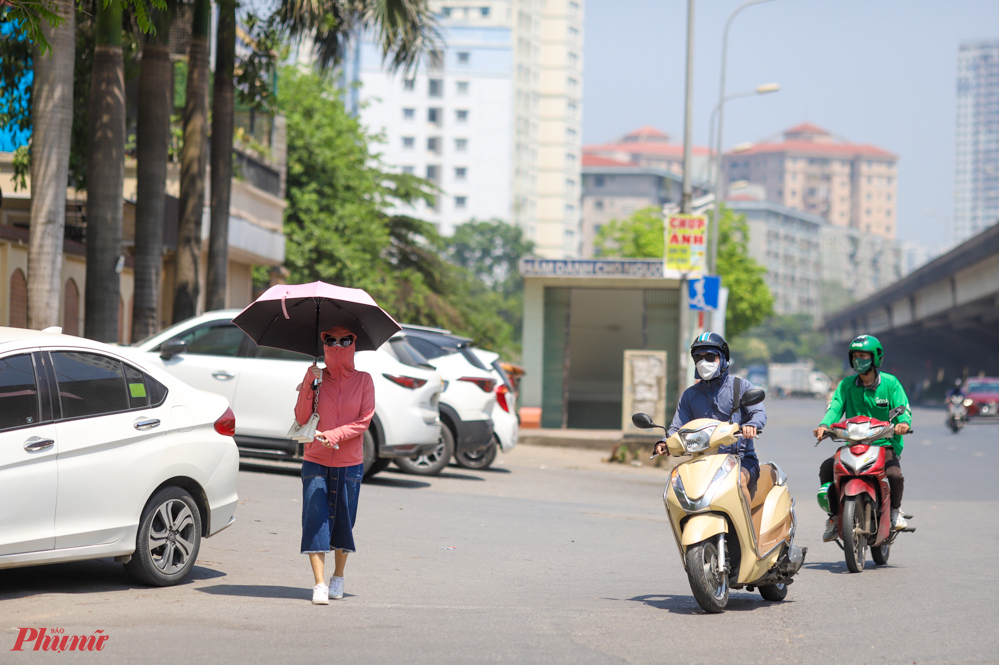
[848,335,883,368]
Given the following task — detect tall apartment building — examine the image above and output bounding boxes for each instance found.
[723,123,898,239]
[584,126,714,184]
[955,40,999,244]
[344,0,583,257]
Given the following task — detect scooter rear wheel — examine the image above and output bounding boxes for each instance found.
[685,540,729,613]
[842,498,867,573]
[871,541,890,565]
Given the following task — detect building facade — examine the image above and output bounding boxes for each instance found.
[723,123,898,240]
[955,40,999,244]
[819,223,902,311]
[344,0,583,257]
[726,197,823,321]
[579,154,681,257]
[584,126,713,184]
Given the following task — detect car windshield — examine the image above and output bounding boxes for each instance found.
[967,380,999,393]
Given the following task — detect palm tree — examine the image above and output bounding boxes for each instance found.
[132,1,174,340]
[206,0,236,312]
[172,0,211,323]
[83,0,126,342]
[26,0,75,330]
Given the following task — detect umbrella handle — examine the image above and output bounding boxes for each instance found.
[281,291,290,319]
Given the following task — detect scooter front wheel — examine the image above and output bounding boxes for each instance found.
[842,498,868,573]
[759,582,788,602]
[685,540,729,613]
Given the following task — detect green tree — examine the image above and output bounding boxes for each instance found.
[594,206,663,258]
[715,206,773,337]
[591,204,773,339]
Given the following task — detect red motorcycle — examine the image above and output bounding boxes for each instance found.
[819,414,916,573]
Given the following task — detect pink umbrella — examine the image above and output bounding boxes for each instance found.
[232,281,401,358]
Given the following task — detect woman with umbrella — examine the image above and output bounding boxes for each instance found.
[233,282,400,605]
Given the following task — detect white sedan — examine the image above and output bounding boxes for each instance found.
[0,327,239,586]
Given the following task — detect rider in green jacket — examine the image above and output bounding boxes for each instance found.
[813,335,912,541]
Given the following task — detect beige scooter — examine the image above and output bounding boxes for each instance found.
[632,388,806,613]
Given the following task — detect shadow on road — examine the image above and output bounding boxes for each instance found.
[0,560,225,600]
[803,560,851,574]
[196,584,312,601]
[624,593,787,614]
[363,475,432,489]
[240,462,301,477]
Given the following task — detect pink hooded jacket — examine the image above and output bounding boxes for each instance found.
[294,326,375,467]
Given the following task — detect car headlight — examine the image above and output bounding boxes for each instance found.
[679,425,717,453]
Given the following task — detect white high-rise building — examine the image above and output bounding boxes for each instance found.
[955,40,999,244]
[344,0,583,257]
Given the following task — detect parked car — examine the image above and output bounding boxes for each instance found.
[461,348,519,469]
[387,326,496,475]
[964,378,999,418]
[0,327,238,586]
[124,311,442,477]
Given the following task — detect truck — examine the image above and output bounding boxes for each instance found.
[768,362,832,398]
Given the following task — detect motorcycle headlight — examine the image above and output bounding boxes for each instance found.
[679,425,717,453]
[963,398,973,407]
[846,421,871,440]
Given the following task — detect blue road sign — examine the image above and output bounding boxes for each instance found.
[688,276,720,310]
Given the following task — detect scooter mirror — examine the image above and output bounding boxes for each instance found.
[741,387,766,407]
[631,413,655,429]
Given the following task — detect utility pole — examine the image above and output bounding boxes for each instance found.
[677,0,696,393]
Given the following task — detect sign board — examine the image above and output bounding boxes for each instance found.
[665,215,706,273]
[622,350,668,434]
[519,258,664,279]
[688,276,721,310]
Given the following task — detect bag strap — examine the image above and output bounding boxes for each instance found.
[730,377,743,422]
[310,365,321,416]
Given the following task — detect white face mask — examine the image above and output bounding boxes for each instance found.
[696,360,720,380]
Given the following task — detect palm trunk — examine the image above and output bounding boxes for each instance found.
[132,2,174,340]
[207,0,236,312]
[84,0,125,342]
[26,0,75,330]
[172,0,211,323]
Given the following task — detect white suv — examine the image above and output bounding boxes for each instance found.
[387,327,496,475]
[0,327,239,586]
[125,311,442,476]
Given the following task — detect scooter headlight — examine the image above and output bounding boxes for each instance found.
[846,421,871,441]
[679,425,717,453]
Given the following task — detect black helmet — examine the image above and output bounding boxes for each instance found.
[690,331,730,362]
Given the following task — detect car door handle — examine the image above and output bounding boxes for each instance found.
[212,371,235,380]
[24,436,55,451]
[134,419,161,431]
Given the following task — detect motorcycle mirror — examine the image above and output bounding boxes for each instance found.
[631,413,655,429]
[741,387,766,407]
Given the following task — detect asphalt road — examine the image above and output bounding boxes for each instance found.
[3,399,998,664]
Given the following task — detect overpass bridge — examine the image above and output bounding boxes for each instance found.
[822,222,999,397]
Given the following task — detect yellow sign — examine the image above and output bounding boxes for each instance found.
[665,215,706,273]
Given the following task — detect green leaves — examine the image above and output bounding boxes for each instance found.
[593,206,664,259]
[8,0,166,54]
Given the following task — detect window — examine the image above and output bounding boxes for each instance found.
[456,109,469,122]
[457,81,469,94]
[568,52,578,65]
[426,165,440,182]
[457,52,470,64]
[567,127,576,139]
[51,352,129,419]
[441,7,452,17]
[403,108,415,120]
[122,362,168,409]
[429,79,443,97]
[427,137,441,154]
[594,200,604,211]
[428,107,442,125]
[403,137,415,149]
[171,324,244,356]
[455,196,467,208]
[402,165,415,175]
[428,50,444,69]
[595,175,605,187]
[455,167,467,180]
[567,101,577,113]
[0,353,39,430]
[480,6,490,16]
[455,138,468,151]
[403,79,415,91]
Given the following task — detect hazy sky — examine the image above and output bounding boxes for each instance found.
[582,0,999,249]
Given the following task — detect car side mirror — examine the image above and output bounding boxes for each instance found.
[160,339,188,360]
[741,387,765,407]
[631,413,655,429]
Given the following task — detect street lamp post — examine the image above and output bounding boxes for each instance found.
[706,83,780,192]
[708,0,777,277]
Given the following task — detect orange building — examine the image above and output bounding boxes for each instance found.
[722,123,898,239]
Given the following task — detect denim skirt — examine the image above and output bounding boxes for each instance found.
[300,461,363,554]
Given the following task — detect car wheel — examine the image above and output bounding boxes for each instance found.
[124,486,202,586]
[394,425,455,476]
[454,435,498,470]
[362,430,380,476]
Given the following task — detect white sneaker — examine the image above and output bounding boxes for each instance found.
[891,509,907,530]
[312,583,329,605]
[822,516,837,542]
[328,576,344,600]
